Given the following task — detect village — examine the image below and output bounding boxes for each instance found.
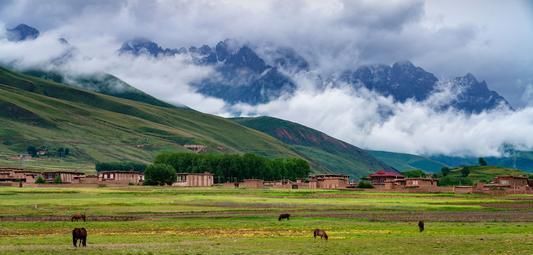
[1,166,531,194]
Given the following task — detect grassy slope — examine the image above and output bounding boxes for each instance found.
[0,67,299,172]
[233,116,392,178]
[445,166,528,183]
[369,150,448,172]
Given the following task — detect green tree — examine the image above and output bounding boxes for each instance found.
[357,181,374,189]
[461,167,470,177]
[402,169,426,178]
[53,175,62,184]
[441,167,450,176]
[26,146,37,157]
[144,164,177,186]
[35,176,45,184]
[478,157,487,166]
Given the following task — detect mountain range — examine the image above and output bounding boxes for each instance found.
[118,36,511,113]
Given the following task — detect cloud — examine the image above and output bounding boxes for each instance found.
[231,78,533,156]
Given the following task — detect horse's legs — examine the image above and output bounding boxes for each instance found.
[73,237,77,247]
[82,237,86,247]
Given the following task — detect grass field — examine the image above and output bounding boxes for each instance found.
[0,187,531,254]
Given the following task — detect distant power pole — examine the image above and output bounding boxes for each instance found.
[513,150,517,169]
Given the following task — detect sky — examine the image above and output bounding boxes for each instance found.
[0,0,532,157]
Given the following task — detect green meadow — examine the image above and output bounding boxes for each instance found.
[0,187,531,254]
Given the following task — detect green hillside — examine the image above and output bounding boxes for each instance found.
[369,150,533,173]
[233,116,392,178]
[368,150,448,172]
[0,67,300,172]
[439,166,529,185]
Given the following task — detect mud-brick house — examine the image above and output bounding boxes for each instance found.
[98,171,144,185]
[493,175,530,190]
[42,171,85,183]
[405,178,438,188]
[368,170,404,187]
[309,174,350,189]
[73,175,99,184]
[173,172,213,187]
[239,179,264,188]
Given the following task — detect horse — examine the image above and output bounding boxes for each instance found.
[71,213,86,222]
[418,221,425,232]
[278,213,291,221]
[72,228,87,247]
[313,229,328,240]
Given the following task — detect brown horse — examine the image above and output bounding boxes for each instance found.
[72,228,87,247]
[71,213,86,222]
[313,229,328,240]
[418,221,425,232]
[278,213,291,221]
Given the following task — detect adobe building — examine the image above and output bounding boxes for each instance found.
[98,171,144,185]
[0,167,37,183]
[454,185,474,194]
[42,171,85,183]
[309,174,349,189]
[73,175,99,184]
[173,172,214,187]
[493,175,529,189]
[368,170,404,187]
[405,178,438,188]
[239,179,264,188]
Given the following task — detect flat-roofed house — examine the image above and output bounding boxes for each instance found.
[42,171,85,183]
[493,175,529,190]
[309,174,349,189]
[405,178,438,188]
[98,171,144,185]
[173,172,214,187]
[368,170,404,187]
[240,179,264,188]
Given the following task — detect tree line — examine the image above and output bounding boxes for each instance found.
[95,162,147,172]
[154,152,311,182]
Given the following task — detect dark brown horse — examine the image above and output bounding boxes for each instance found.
[313,229,328,240]
[418,221,425,232]
[278,213,290,221]
[72,228,87,247]
[71,213,86,222]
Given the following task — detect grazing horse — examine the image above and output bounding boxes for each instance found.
[71,213,86,222]
[278,213,291,221]
[72,228,87,247]
[313,229,328,240]
[418,221,425,232]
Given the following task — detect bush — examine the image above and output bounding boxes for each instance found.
[144,164,177,186]
[53,175,62,184]
[461,167,470,177]
[441,167,450,176]
[357,181,374,189]
[478,157,487,166]
[35,176,45,184]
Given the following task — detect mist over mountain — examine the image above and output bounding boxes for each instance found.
[1,19,532,158]
[116,37,511,114]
